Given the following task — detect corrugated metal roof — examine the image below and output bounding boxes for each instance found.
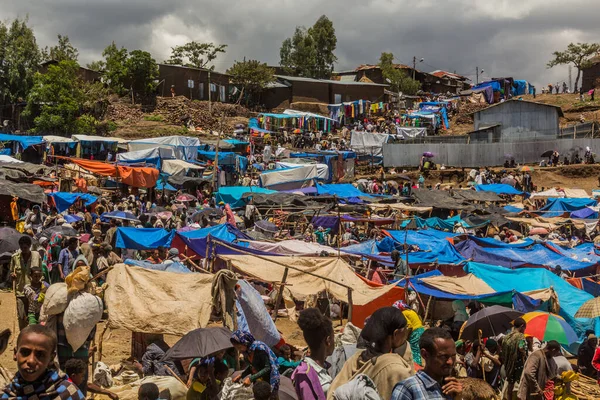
[339,74,357,82]
[473,99,564,117]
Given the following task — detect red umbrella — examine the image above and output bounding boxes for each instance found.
[176,193,197,202]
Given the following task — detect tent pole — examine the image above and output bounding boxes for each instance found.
[272,267,289,322]
[347,287,353,322]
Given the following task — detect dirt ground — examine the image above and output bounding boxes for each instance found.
[0,291,305,376]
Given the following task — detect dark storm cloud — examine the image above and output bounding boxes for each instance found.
[4,0,599,87]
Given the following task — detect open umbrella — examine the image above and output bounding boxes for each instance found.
[102,210,139,222]
[41,225,79,238]
[64,214,83,224]
[521,312,578,345]
[86,186,104,195]
[423,152,434,157]
[176,193,197,202]
[575,297,600,318]
[541,150,554,158]
[162,327,232,360]
[397,175,412,182]
[0,227,23,256]
[460,305,524,341]
[520,166,534,172]
[192,208,223,222]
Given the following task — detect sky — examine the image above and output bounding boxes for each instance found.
[4,0,599,89]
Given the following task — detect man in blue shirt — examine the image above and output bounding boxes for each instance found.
[391,327,463,399]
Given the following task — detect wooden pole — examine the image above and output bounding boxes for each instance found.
[272,267,289,322]
[347,287,353,322]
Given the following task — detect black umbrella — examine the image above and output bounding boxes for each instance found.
[541,150,554,158]
[397,175,412,182]
[87,186,103,195]
[460,305,524,341]
[0,227,23,255]
[192,208,223,222]
[41,225,79,238]
[162,327,232,360]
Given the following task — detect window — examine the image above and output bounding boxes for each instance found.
[199,83,204,99]
[220,85,226,102]
[334,94,342,103]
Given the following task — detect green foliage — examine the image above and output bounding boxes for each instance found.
[164,41,227,70]
[104,120,118,132]
[125,50,159,97]
[0,17,42,104]
[547,42,600,91]
[379,52,421,95]
[76,114,98,134]
[279,15,337,79]
[24,60,83,134]
[44,34,79,62]
[86,60,105,72]
[227,59,275,105]
[102,42,129,95]
[144,114,164,122]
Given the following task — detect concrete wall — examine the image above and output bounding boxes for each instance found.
[474,101,560,137]
[383,138,600,168]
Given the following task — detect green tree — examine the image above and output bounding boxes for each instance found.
[46,34,79,62]
[227,59,275,105]
[0,17,42,112]
[165,41,227,70]
[101,42,129,95]
[378,52,421,95]
[279,16,337,79]
[547,42,600,91]
[24,60,83,134]
[86,60,105,72]
[125,50,159,97]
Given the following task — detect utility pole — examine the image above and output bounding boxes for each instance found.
[476,67,485,84]
[568,65,572,92]
[208,70,212,114]
[412,56,416,80]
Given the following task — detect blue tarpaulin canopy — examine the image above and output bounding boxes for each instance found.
[468,236,535,248]
[215,186,276,208]
[465,262,598,337]
[316,184,373,200]
[115,227,175,250]
[475,184,524,195]
[176,224,251,257]
[0,133,45,150]
[48,192,98,213]
[455,238,596,271]
[570,207,598,219]
[384,230,465,265]
[399,215,489,231]
[197,150,248,171]
[538,198,597,217]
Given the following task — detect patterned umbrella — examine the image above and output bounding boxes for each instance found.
[521,312,578,345]
[575,297,600,318]
[520,166,534,172]
[176,193,197,202]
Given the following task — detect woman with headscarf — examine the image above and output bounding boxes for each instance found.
[44,233,65,284]
[230,330,280,398]
[393,300,425,366]
[327,307,414,400]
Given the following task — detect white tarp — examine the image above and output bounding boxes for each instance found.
[0,155,23,163]
[43,135,76,144]
[530,188,562,199]
[128,136,201,161]
[247,240,357,257]
[117,147,175,163]
[350,131,389,156]
[72,135,128,144]
[161,159,205,177]
[394,127,427,139]
[276,161,329,181]
[259,164,318,190]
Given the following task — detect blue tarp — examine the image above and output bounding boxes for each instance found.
[399,215,489,231]
[49,192,98,213]
[455,238,596,271]
[115,227,175,250]
[468,236,535,248]
[177,224,251,257]
[464,262,598,338]
[513,80,528,96]
[197,150,248,171]
[504,205,524,213]
[124,259,191,274]
[473,81,502,92]
[224,139,250,146]
[0,133,45,150]
[539,198,597,218]
[383,230,465,265]
[316,184,373,201]
[156,181,177,191]
[571,207,598,219]
[476,184,524,195]
[215,186,276,208]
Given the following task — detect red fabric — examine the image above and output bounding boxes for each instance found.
[566,277,583,290]
[224,204,237,226]
[118,166,159,188]
[352,273,405,328]
[592,347,600,372]
[70,158,117,176]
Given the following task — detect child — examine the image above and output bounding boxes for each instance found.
[3,324,85,400]
[276,345,300,375]
[64,358,120,400]
[252,381,272,400]
[186,359,228,400]
[23,267,50,325]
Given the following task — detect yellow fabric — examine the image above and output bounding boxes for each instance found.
[104,264,214,335]
[191,381,206,393]
[402,309,423,330]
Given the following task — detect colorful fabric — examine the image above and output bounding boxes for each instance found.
[409,327,425,366]
[521,312,578,345]
[1,370,85,400]
[231,330,280,393]
[501,330,527,383]
[44,233,64,284]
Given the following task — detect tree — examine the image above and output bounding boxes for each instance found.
[23,60,84,134]
[378,52,421,95]
[0,17,42,110]
[165,41,227,70]
[86,60,105,72]
[308,16,337,79]
[45,34,79,62]
[279,16,337,79]
[125,50,159,97]
[547,42,600,91]
[101,42,128,95]
[227,59,275,105]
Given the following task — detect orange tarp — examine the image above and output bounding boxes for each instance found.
[68,158,159,188]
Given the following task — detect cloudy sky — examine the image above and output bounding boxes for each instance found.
[4,0,599,89]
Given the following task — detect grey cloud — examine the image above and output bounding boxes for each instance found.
[4,0,600,88]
